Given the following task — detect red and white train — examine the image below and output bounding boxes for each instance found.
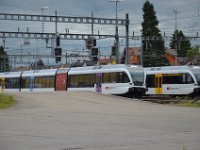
[0,64,146,98]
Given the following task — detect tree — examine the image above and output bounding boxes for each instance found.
[141,1,168,67]
[186,45,200,64]
[0,46,9,72]
[31,59,45,70]
[170,30,191,57]
[36,59,44,67]
[186,45,199,58]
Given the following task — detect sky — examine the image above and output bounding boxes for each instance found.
[0,0,200,65]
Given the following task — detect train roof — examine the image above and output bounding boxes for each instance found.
[144,66,200,75]
[145,66,200,71]
[71,64,142,70]
[22,69,58,77]
[0,71,22,78]
[69,64,143,74]
[0,65,143,77]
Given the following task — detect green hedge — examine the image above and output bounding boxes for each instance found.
[175,100,200,107]
[0,94,16,109]
[170,100,200,107]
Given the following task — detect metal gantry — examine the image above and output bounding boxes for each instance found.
[0,13,126,26]
[0,31,115,40]
[0,12,130,65]
[0,12,127,41]
[1,31,199,41]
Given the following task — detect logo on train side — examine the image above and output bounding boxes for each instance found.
[167,86,179,90]
[105,86,116,90]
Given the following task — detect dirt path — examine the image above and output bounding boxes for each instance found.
[0,92,200,150]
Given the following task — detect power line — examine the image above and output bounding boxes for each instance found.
[131,13,199,26]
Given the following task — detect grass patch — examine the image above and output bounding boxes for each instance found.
[170,99,200,108]
[0,94,16,109]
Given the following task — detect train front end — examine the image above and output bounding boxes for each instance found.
[125,66,147,98]
[191,67,200,97]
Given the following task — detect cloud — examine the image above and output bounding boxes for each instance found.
[0,0,199,58]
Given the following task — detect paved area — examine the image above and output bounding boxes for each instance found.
[0,92,200,150]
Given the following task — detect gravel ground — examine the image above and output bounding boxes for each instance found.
[0,91,200,150]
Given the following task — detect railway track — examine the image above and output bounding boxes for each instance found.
[139,96,200,104]
[140,97,175,104]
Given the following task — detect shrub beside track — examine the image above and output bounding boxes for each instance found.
[0,94,16,109]
[141,96,200,107]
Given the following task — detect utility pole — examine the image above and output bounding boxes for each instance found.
[55,10,58,34]
[91,12,94,39]
[125,13,129,64]
[109,0,124,64]
[40,6,48,33]
[173,10,178,32]
[173,10,179,65]
[2,37,6,49]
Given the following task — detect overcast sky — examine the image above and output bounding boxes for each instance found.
[0,0,199,58]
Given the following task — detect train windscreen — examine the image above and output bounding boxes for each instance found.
[192,69,200,85]
[128,68,144,86]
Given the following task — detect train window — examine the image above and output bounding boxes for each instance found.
[21,76,55,88]
[34,76,55,88]
[108,73,117,83]
[21,77,30,88]
[146,75,155,87]
[68,74,96,88]
[76,75,84,87]
[129,69,144,86]
[183,73,194,84]
[110,73,117,82]
[163,73,194,84]
[103,72,127,83]
[192,70,200,85]
[102,73,110,83]
[84,74,96,87]
[119,72,130,83]
[5,78,20,89]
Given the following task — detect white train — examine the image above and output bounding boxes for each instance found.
[0,64,146,98]
[145,66,200,97]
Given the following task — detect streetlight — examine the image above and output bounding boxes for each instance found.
[40,6,49,33]
[109,0,124,64]
[173,10,180,66]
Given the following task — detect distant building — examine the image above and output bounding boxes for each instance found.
[126,47,182,66]
[16,48,190,70]
[127,47,141,65]
[99,56,112,65]
[164,48,180,66]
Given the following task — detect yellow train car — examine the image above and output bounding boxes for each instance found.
[145,66,200,97]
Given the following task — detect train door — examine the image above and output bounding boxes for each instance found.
[0,78,5,93]
[55,69,69,91]
[96,73,102,93]
[29,76,34,92]
[155,74,162,94]
[56,73,67,91]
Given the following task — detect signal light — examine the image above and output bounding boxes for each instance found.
[112,46,116,56]
[91,48,98,62]
[56,33,60,47]
[55,47,62,63]
[86,38,96,49]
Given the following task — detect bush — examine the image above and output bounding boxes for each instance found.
[0,94,16,109]
[170,99,200,107]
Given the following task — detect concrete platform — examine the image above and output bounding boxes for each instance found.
[0,92,200,150]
